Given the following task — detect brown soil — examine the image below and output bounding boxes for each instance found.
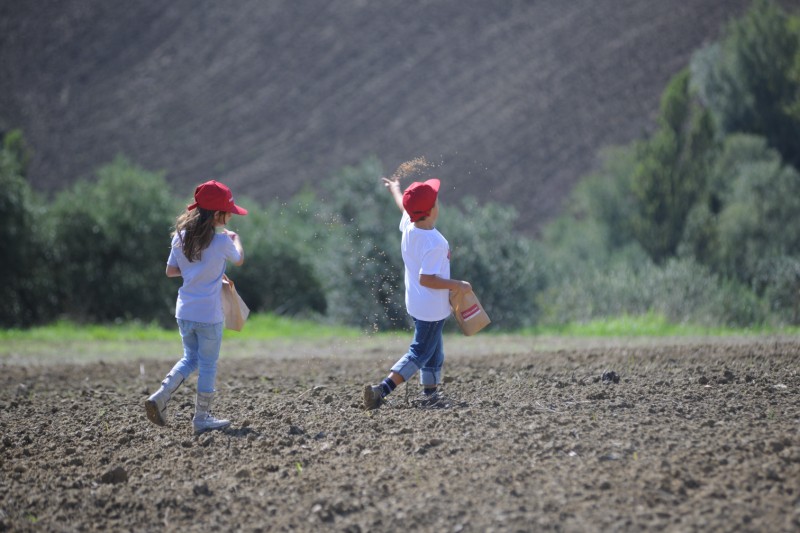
[1,337,798,531]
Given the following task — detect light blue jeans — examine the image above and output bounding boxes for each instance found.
[170,319,223,394]
[391,317,447,385]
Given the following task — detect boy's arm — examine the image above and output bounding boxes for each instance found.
[382,176,404,212]
[419,274,471,293]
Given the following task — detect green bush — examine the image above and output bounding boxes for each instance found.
[47,157,178,324]
[229,195,327,316]
[0,131,57,327]
[440,198,543,329]
[681,134,800,283]
[540,214,612,270]
[537,256,765,327]
[753,255,800,323]
[630,69,717,263]
[316,158,407,330]
[567,145,639,251]
[539,144,641,278]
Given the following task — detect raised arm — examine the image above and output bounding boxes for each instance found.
[382,176,405,212]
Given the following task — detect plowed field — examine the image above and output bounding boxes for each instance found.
[1,336,798,531]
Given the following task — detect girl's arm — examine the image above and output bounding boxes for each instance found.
[382,176,404,212]
[419,274,471,293]
[166,265,182,277]
[226,231,245,266]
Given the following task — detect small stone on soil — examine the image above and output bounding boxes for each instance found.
[193,483,212,496]
[601,371,620,384]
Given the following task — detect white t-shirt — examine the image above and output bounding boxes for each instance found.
[399,212,451,321]
[167,231,242,323]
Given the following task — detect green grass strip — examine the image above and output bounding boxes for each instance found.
[0,314,360,342]
[521,312,800,337]
[2,312,797,343]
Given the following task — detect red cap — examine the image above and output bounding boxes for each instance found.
[187,180,248,215]
[402,178,440,222]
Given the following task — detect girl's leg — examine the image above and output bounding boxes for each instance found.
[145,319,196,426]
[192,322,229,434]
[171,319,200,379]
[195,322,223,393]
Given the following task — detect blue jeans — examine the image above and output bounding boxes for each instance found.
[170,319,223,394]
[391,317,447,385]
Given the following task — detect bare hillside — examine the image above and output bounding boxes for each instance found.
[0,0,779,230]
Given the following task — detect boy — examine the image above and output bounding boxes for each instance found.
[363,175,471,409]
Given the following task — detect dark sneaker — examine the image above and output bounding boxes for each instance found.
[412,390,452,409]
[363,385,383,410]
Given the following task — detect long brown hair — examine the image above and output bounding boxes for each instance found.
[172,207,216,262]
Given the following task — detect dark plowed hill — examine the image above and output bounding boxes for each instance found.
[0,0,781,230]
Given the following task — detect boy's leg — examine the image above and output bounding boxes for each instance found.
[364,318,446,409]
[390,318,445,385]
[420,328,445,392]
[415,327,453,407]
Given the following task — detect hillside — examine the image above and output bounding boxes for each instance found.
[0,0,776,231]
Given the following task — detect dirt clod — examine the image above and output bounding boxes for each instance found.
[99,466,127,484]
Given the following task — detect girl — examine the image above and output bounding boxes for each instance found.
[145,180,247,434]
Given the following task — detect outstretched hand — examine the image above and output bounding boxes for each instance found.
[382,176,405,211]
[382,176,401,190]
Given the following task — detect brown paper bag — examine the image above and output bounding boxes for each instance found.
[221,275,250,331]
[449,290,491,336]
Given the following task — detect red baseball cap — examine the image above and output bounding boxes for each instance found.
[402,178,440,222]
[187,180,248,215]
